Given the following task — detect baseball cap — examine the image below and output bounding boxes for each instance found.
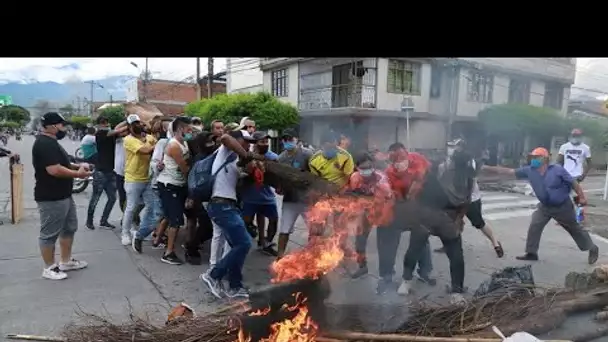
[571,128,583,136]
[224,122,239,132]
[529,147,549,158]
[447,138,465,147]
[252,131,270,140]
[126,114,141,125]
[40,112,68,127]
[281,128,298,139]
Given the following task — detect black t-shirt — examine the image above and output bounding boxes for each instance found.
[33,135,73,202]
[96,129,117,172]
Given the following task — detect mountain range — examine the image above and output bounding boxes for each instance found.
[0,75,133,111]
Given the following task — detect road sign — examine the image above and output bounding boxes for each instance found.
[0,95,12,107]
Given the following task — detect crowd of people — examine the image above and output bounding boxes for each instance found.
[31,110,599,304]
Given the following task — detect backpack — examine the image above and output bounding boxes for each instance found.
[188,150,237,201]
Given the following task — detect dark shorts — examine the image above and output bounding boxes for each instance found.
[242,202,279,220]
[158,182,188,227]
[466,199,485,229]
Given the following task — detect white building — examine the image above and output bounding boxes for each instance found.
[227,58,576,152]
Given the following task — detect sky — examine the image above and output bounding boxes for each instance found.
[1,58,608,98]
[0,58,228,84]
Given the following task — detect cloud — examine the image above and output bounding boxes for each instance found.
[0,58,227,84]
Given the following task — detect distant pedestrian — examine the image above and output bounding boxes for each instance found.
[80,127,97,164]
[558,128,592,205]
[33,112,92,280]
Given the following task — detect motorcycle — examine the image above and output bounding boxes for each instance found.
[68,154,94,194]
[0,135,7,146]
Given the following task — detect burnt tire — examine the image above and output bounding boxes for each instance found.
[72,179,89,194]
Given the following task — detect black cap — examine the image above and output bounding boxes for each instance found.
[40,112,68,127]
[252,131,270,140]
[191,117,202,124]
[281,128,297,139]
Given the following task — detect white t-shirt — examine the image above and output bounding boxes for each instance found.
[150,138,168,186]
[211,145,239,201]
[558,142,591,178]
[114,138,125,176]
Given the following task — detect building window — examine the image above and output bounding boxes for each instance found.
[544,82,564,110]
[467,71,493,103]
[387,59,421,95]
[508,78,530,104]
[430,65,442,98]
[271,68,288,97]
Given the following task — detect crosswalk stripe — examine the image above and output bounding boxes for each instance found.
[483,209,535,221]
[482,199,538,211]
[480,194,520,202]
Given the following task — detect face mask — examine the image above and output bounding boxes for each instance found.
[569,137,581,145]
[447,147,455,157]
[257,145,269,154]
[283,141,296,150]
[359,169,374,177]
[183,132,193,141]
[530,158,543,168]
[395,161,409,171]
[323,148,338,159]
[55,127,66,140]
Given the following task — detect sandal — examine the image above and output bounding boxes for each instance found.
[494,242,504,258]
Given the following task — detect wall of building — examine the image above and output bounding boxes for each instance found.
[137,79,226,103]
[376,58,432,114]
[227,58,263,93]
[460,58,576,84]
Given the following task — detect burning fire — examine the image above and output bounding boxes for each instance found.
[238,192,394,341]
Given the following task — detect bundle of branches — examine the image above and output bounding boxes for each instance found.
[62,308,239,342]
[397,284,608,338]
[263,162,340,198]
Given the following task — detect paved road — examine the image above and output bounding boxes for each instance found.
[2,135,608,339]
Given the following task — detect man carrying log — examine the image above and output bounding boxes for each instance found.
[481,147,599,264]
[275,128,314,260]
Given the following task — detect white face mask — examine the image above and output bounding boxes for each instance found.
[447,147,456,157]
[569,137,581,145]
[395,160,409,171]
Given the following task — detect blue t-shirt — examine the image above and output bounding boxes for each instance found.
[241,151,278,205]
[515,164,573,206]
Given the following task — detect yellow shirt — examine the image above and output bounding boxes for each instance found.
[308,147,354,187]
[124,134,157,182]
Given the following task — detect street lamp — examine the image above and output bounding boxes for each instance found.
[401,96,414,151]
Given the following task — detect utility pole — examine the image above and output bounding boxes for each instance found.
[207,57,214,98]
[110,94,113,106]
[85,81,95,116]
[196,58,202,100]
[143,57,149,102]
[445,59,459,145]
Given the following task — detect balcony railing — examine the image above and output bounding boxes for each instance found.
[299,84,377,111]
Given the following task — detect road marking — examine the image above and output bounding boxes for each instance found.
[586,188,604,193]
[484,209,535,221]
[482,199,538,211]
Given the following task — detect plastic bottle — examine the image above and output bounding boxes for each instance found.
[576,205,585,224]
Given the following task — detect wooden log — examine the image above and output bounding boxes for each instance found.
[321,331,572,342]
[249,276,331,312]
[10,160,23,224]
[571,326,608,342]
[6,334,66,342]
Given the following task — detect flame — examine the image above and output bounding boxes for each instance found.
[249,307,271,316]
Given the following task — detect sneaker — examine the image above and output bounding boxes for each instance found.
[515,253,538,261]
[589,245,599,265]
[161,252,184,265]
[416,274,437,286]
[225,287,250,299]
[260,245,279,257]
[397,280,412,296]
[59,259,88,271]
[42,265,67,280]
[99,221,116,230]
[152,241,167,249]
[449,293,467,306]
[200,271,224,299]
[121,233,131,246]
[376,278,392,295]
[351,265,368,279]
[85,222,95,230]
[132,238,143,253]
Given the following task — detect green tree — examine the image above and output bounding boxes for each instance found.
[478,103,564,141]
[185,92,299,131]
[69,115,92,129]
[0,105,31,127]
[0,121,21,129]
[98,105,126,127]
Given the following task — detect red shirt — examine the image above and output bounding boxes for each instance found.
[386,152,430,200]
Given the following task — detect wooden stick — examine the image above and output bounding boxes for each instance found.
[5,334,66,342]
[322,331,572,342]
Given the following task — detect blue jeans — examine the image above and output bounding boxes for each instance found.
[208,202,253,289]
[86,171,117,224]
[122,181,155,237]
[136,187,163,240]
